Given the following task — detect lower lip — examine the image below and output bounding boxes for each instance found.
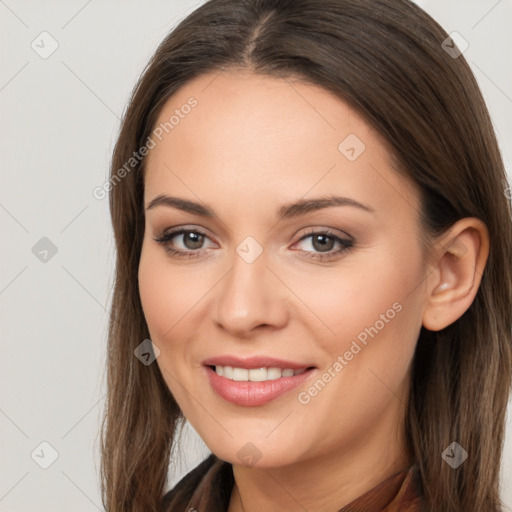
[204,366,316,407]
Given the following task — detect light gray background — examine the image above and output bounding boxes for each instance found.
[1,1,511,510]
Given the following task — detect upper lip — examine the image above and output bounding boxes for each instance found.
[202,355,315,370]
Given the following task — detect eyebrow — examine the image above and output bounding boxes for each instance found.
[145,194,375,220]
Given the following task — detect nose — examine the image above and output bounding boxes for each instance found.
[214,248,289,337]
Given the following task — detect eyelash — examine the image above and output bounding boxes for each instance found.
[153,227,354,262]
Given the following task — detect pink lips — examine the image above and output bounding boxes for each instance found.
[202,355,314,370]
[202,355,316,407]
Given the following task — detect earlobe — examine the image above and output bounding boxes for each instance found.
[422,218,489,332]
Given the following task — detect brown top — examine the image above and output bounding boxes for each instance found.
[160,454,424,511]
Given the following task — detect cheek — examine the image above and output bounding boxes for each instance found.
[138,248,199,402]
[319,244,425,399]
[138,247,188,361]
[296,273,423,447]
[138,244,200,342]
[138,256,169,338]
[291,244,424,355]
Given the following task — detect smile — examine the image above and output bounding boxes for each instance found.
[212,365,308,381]
[204,365,316,407]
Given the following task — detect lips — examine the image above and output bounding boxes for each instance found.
[202,355,317,406]
[202,355,314,370]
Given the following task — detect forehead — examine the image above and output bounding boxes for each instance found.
[143,70,418,221]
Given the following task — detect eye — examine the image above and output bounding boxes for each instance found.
[292,229,354,261]
[153,228,215,259]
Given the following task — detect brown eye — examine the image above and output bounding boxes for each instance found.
[153,228,215,259]
[293,229,354,262]
[181,231,205,250]
[311,234,336,252]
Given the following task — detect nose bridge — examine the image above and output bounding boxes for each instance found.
[215,240,287,335]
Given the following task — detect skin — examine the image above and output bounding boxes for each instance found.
[138,69,489,512]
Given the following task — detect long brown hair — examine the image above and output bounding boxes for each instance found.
[100,0,512,510]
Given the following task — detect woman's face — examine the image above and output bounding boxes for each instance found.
[139,70,430,469]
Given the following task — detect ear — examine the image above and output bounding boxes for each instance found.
[422,218,489,331]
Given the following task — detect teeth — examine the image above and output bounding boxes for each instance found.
[233,368,249,381]
[214,365,307,381]
[248,367,268,382]
[267,367,281,380]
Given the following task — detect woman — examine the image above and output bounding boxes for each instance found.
[100,0,512,510]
